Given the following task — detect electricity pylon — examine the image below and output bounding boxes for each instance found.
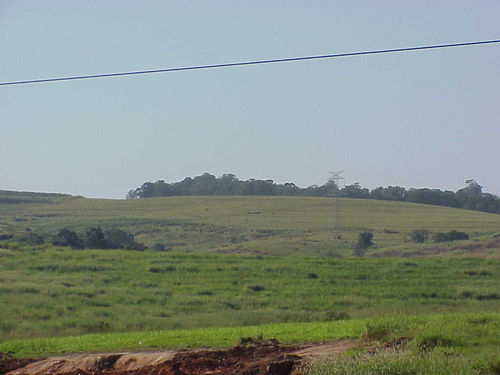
[329,170,345,239]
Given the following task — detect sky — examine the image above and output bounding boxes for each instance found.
[1,1,499,198]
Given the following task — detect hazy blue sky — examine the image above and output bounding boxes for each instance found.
[1,1,499,198]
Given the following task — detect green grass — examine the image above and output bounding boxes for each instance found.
[1,194,499,372]
[0,247,499,340]
[0,319,363,358]
[1,313,498,363]
[304,351,493,375]
[303,313,500,375]
[1,195,500,256]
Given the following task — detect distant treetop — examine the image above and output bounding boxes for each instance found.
[126,174,500,215]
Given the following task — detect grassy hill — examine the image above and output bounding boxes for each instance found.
[1,195,499,256]
[1,194,499,373]
[0,190,73,215]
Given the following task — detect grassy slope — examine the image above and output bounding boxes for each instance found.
[1,195,500,256]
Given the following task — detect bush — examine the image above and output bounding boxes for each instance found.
[409,229,430,243]
[84,226,146,250]
[363,321,399,342]
[354,232,373,256]
[326,311,350,321]
[52,228,84,249]
[153,243,167,251]
[248,285,265,292]
[23,232,44,245]
[357,232,374,248]
[415,334,457,352]
[104,228,135,249]
[86,227,107,248]
[433,230,469,242]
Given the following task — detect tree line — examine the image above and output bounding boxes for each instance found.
[126,174,500,214]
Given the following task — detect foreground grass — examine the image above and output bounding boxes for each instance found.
[1,248,499,340]
[0,319,364,358]
[304,351,498,375]
[303,313,500,375]
[1,313,498,365]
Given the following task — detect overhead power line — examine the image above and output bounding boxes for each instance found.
[1,39,499,87]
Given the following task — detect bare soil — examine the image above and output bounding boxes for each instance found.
[2,339,355,375]
[0,354,37,375]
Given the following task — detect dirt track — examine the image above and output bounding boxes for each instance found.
[2,339,355,375]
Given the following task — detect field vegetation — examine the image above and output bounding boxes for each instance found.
[0,193,499,373]
[1,313,499,374]
[0,246,499,341]
[1,195,500,257]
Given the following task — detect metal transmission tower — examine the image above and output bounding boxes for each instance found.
[329,171,345,239]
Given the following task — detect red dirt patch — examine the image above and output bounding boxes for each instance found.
[4,340,355,375]
[0,353,37,375]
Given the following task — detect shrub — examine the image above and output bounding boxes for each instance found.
[153,243,166,251]
[52,228,84,249]
[357,232,374,248]
[149,266,176,273]
[198,290,213,296]
[353,232,373,256]
[22,232,44,245]
[433,230,469,242]
[81,320,111,333]
[415,334,457,352]
[409,229,430,243]
[86,227,107,248]
[383,228,399,234]
[104,228,133,249]
[84,226,146,250]
[248,285,265,292]
[326,311,350,321]
[363,321,399,341]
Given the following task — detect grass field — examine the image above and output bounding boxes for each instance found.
[1,194,499,374]
[0,247,499,340]
[1,195,500,256]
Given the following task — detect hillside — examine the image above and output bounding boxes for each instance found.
[1,195,499,257]
[1,193,499,371]
[0,190,73,214]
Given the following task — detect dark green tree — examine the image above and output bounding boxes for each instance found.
[85,227,107,249]
[409,229,430,243]
[354,232,374,256]
[52,228,84,249]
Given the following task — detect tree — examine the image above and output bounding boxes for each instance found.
[370,186,406,201]
[341,183,369,199]
[52,228,84,249]
[23,232,44,245]
[463,179,483,195]
[432,230,469,242]
[409,229,430,243]
[104,228,135,249]
[354,232,374,256]
[85,227,107,249]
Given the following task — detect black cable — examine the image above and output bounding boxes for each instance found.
[1,39,499,86]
